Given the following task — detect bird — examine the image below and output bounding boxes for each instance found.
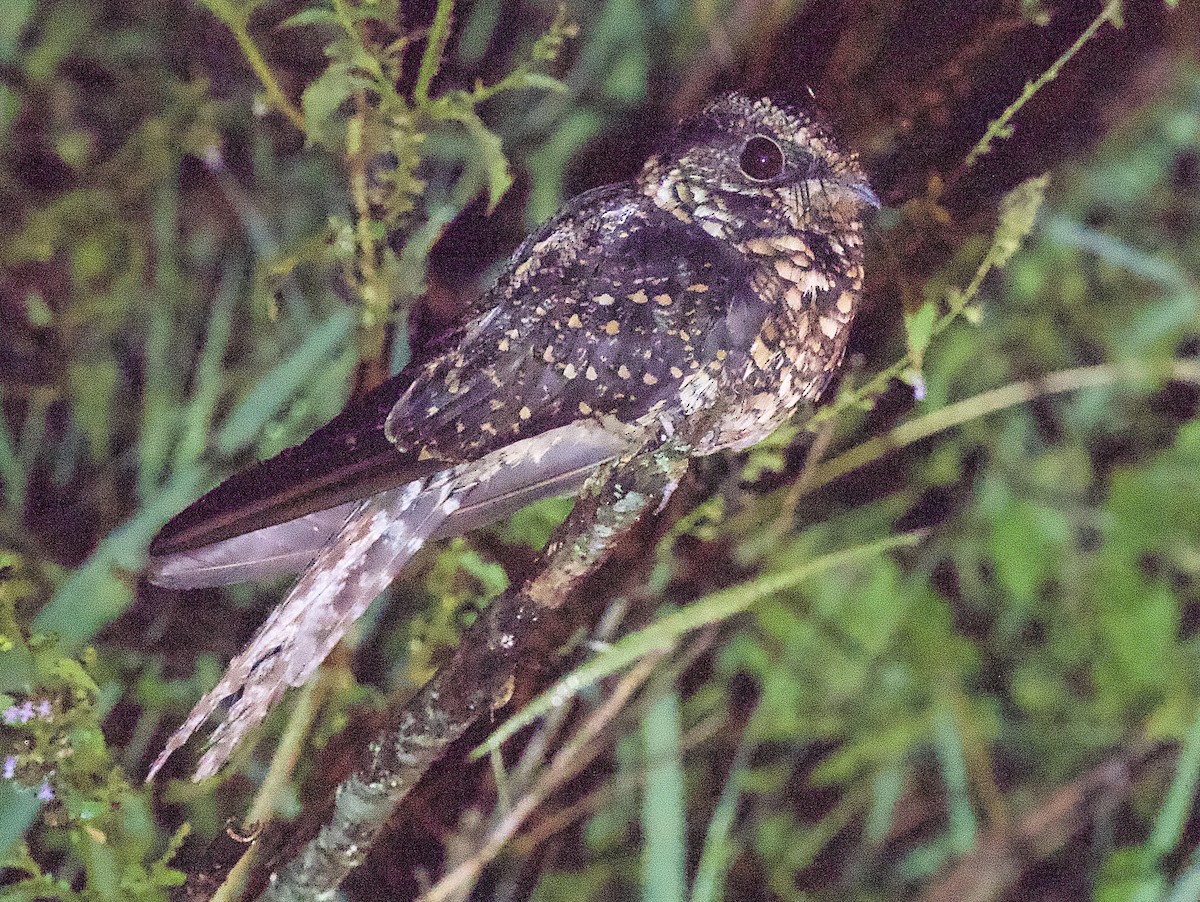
[145,92,879,779]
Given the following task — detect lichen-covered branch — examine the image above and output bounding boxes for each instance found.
[255,447,690,902]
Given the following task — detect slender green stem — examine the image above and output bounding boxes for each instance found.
[210,676,329,902]
[414,0,456,104]
[964,1,1122,168]
[476,530,922,756]
[202,0,306,131]
[801,359,1200,498]
[346,98,389,363]
[815,175,1047,427]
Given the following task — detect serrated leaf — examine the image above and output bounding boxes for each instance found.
[465,118,512,212]
[427,104,513,212]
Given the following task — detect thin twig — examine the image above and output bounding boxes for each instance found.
[962,1,1122,168]
[504,709,727,859]
[919,753,1140,902]
[417,654,667,902]
[202,0,306,132]
[347,93,388,364]
[209,665,336,902]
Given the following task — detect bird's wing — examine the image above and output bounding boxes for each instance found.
[148,183,764,589]
[146,187,629,586]
[384,184,772,459]
[147,376,440,587]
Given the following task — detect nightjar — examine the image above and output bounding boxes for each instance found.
[146,92,878,778]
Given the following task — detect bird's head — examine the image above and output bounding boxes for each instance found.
[640,92,878,243]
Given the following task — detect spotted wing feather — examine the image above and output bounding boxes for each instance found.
[386,183,773,461]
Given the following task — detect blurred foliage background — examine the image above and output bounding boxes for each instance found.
[2,0,1199,899]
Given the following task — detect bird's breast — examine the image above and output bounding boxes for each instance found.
[698,224,864,453]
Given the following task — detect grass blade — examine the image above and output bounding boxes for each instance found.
[214,306,355,456]
[642,690,686,902]
[475,531,922,757]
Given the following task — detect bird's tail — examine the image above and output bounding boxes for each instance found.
[147,472,460,781]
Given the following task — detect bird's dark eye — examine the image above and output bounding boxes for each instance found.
[738,135,785,181]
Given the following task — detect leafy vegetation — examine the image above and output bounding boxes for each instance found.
[2,0,1199,900]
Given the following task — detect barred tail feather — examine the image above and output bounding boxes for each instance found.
[147,473,461,781]
[147,422,639,780]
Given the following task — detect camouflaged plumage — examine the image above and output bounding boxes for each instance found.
[146,92,878,779]
[390,93,871,463]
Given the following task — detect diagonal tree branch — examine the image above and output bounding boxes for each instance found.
[252,445,691,902]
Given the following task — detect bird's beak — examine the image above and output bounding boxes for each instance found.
[843,178,881,209]
[805,158,881,210]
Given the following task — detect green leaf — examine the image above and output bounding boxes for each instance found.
[456,0,501,64]
[0,784,40,867]
[0,0,34,61]
[523,108,603,226]
[989,174,1049,270]
[987,492,1071,608]
[281,7,340,29]
[932,700,977,853]
[1148,704,1200,863]
[692,725,754,902]
[301,63,374,147]
[1093,560,1177,698]
[516,72,570,93]
[66,359,119,461]
[33,468,206,645]
[465,117,513,213]
[810,719,925,786]
[492,495,574,550]
[904,300,938,368]
[640,691,686,902]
